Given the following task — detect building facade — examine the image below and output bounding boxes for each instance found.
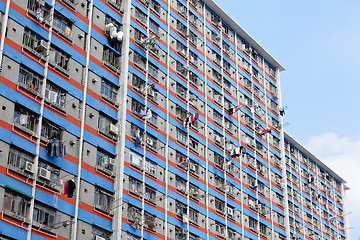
[0,0,349,240]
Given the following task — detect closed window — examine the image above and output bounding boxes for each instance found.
[33,203,56,227]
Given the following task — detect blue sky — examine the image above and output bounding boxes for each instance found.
[217,0,360,238]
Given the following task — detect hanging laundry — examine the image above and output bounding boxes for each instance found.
[19,114,28,126]
[135,128,142,146]
[47,139,66,157]
[189,112,199,123]
[36,8,44,22]
[60,141,66,157]
[229,105,241,115]
[260,127,272,136]
[224,160,232,167]
[183,117,189,128]
[144,109,152,120]
[143,83,156,95]
[64,179,76,198]
[65,26,71,37]
[140,109,147,117]
[182,215,189,223]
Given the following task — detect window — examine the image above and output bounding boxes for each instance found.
[133,52,146,69]
[189,93,198,108]
[41,119,62,140]
[103,46,121,71]
[129,177,143,195]
[144,212,156,230]
[176,40,187,57]
[175,176,186,193]
[149,19,159,34]
[37,161,60,188]
[23,29,45,55]
[189,183,199,199]
[135,8,147,25]
[132,74,146,92]
[176,83,187,99]
[94,188,113,213]
[13,105,38,133]
[228,228,236,240]
[53,11,73,39]
[33,202,56,227]
[177,1,187,17]
[45,81,66,108]
[189,12,197,27]
[149,0,161,15]
[8,147,34,175]
[215,176,225,190]
[147,111,158,126]
[189,71,200,87]
[101,79,118,104]
[211,32,220,46]
[176,61,189,78]
[175,227,187,240]
[273,137,280,149]
[145,186,156,203]
[98,114,117,137]
[212,51,221,66]
[127,233,140,240]
[175,201,187,217]
[176,20,187,37]
[189,137,198,151]
[176,128,187,144]
[215,198,225,213]
[27,0,50,21]
[213,89,222,103]
[248,196,256,209]
[215,222,225,236]
[189,208,198,223]
[189,50,198,65]
[188,31,197,46]
[92,226,111,240]
[213,110,222,125]
[249,217,258,231]
[48,47,70,72]
[222,41,231,55]
[3,189,31,219]
[214,152,224,167]
[242,59,250,73]
[145,159,156,176]
[96,150,114,173]
[176,105,187,120]
[223,60,230,73]
[18,66,43,93]
[259,222,267,235]
[129,150,143,167]
[148,62,158,79]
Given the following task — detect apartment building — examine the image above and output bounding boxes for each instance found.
[0,0,349,239]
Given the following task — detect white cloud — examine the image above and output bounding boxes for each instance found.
[306,132,360,239]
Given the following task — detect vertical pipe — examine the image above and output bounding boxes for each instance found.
[276,68,291,240]
[71,0,94,238]
[26,0,56,239]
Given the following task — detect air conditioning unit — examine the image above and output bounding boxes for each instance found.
[95,236,106,240]
[189,164,196,172]
[38,167,51,181]
[24,161,35,173]
[109,124,118,135]
[36,40,48,52]
[147,138,154,146]
[227,207,233,216]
